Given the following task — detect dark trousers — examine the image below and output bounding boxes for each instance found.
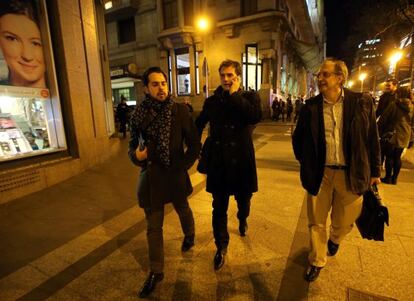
[212,192,252,250]
[384,146,404,180]
[144,199,195,273]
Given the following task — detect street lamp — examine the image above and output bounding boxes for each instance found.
[348,80,354,89]
[196,16,210,32]
[390,50,403,78]
[359,73,367,92]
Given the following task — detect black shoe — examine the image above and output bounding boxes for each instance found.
[239,220,248,237]
[381,177,392,184]
[138,272,164,298]
[391,177,397,185]
[304,265,322,282]
[327,239,339,256]
[181,235,195,252]
[214,249,226,270]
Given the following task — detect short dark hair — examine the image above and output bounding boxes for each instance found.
[142,66,168,86]
[386,78,398,85]
[396,86,411,99]
[0,0,39,24]
[219,60,242,76]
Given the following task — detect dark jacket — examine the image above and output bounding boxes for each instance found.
[292,88,381,196]
[116,102,130,122]
[195,86,262,194]
[128,102,201,211]
[377,97,414,148]
[376,92,396,118]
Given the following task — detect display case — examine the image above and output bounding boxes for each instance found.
[0,86,66,161]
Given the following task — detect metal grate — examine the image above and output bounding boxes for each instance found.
[347,288,398,301]
[0,169,41,192]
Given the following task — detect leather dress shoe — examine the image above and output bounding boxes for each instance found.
[239,220,248,237]
[181,235,195,252]
[304,265,322,282]
[138,272,164,298]
[214,249,226,270]
[327,239,339,256]
[381,177,392,184]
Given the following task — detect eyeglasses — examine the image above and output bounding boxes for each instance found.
[314,71,341,79]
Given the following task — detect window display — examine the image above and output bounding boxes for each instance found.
[0,0,66,162]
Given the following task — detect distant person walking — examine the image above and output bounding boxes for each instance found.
[129,67,201,298]
[116,95,130,138]
[292,58,381,282]
[377,86,414,184]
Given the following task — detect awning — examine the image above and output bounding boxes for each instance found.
[290,39,323,73]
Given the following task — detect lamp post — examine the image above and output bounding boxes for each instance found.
[195,16,211,98]
[359,73,367,92]
[390,50,403,79]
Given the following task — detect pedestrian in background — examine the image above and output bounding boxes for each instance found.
[116,95,130,138]
[292,58,381,282]
[377,86,414,184]
[286,95,294,121]
[195,59,262,271]
[376,78,398,165]
[271,96,279,121]
[129,66,201,298]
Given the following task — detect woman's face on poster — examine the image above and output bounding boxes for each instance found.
[0,13,45,88]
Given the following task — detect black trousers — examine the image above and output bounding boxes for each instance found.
[212,192,252,250]
[144,199,194,273]
[384,146,404,180]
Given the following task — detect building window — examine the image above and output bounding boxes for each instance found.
[163,0,178,29]
[195,52,200,94]
[242,45,262,91]
[112,87,136,105]
[175,48,191,95]
[241,0,257,16]
[183,0,194,26]
[118,17,135,44]
[167,52,173,92]
[0,0,66,162]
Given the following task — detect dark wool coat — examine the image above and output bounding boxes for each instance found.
[195,86,262,195]
[292,88,381,196]
[128,102,201,211]
[377,97,414,148]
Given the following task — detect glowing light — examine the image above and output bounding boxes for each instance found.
[104,1,112,10]
[196,17,210,32]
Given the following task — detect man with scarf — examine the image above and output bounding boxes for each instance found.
[195,60,262,270]
[128,67,201,298]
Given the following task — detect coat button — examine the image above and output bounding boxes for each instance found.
[148,160,152,165]
[230,142,235,146]
[230,125,235,129]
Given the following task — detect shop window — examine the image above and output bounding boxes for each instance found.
[242,45,262,91]
[0,0,66,162]
[113,87,135,105]
[162,0,178,29]
[175,48,191,95]
[118,17,136,44]
[241,0,257,17]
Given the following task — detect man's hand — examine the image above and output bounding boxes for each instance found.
[135,146,148,161]
[370,177,381,186]
[229,76,241,95]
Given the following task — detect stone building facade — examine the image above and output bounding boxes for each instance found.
[105,0,325,116]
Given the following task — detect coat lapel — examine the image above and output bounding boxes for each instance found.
[310,94,324,156]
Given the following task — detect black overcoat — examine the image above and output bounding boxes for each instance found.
[195,86,262,195]
[128,102,201,211]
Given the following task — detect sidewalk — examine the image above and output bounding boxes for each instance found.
[0,124,413,301]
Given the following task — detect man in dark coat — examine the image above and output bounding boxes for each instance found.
[292,58,381,282]
[195,60,262,270]
[129,67,201,298]
[116,95,130,138]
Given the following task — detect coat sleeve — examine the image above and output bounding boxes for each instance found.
[181,106,202,170]
[228,91,262,124]
[128,115,147,167]
[366,96,381,178]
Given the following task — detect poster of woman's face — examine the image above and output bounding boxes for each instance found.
[0,0,46,89]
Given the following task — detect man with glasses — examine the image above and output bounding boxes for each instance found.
[292,58,381,282]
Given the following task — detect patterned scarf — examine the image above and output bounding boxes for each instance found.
[130,95,173,167]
